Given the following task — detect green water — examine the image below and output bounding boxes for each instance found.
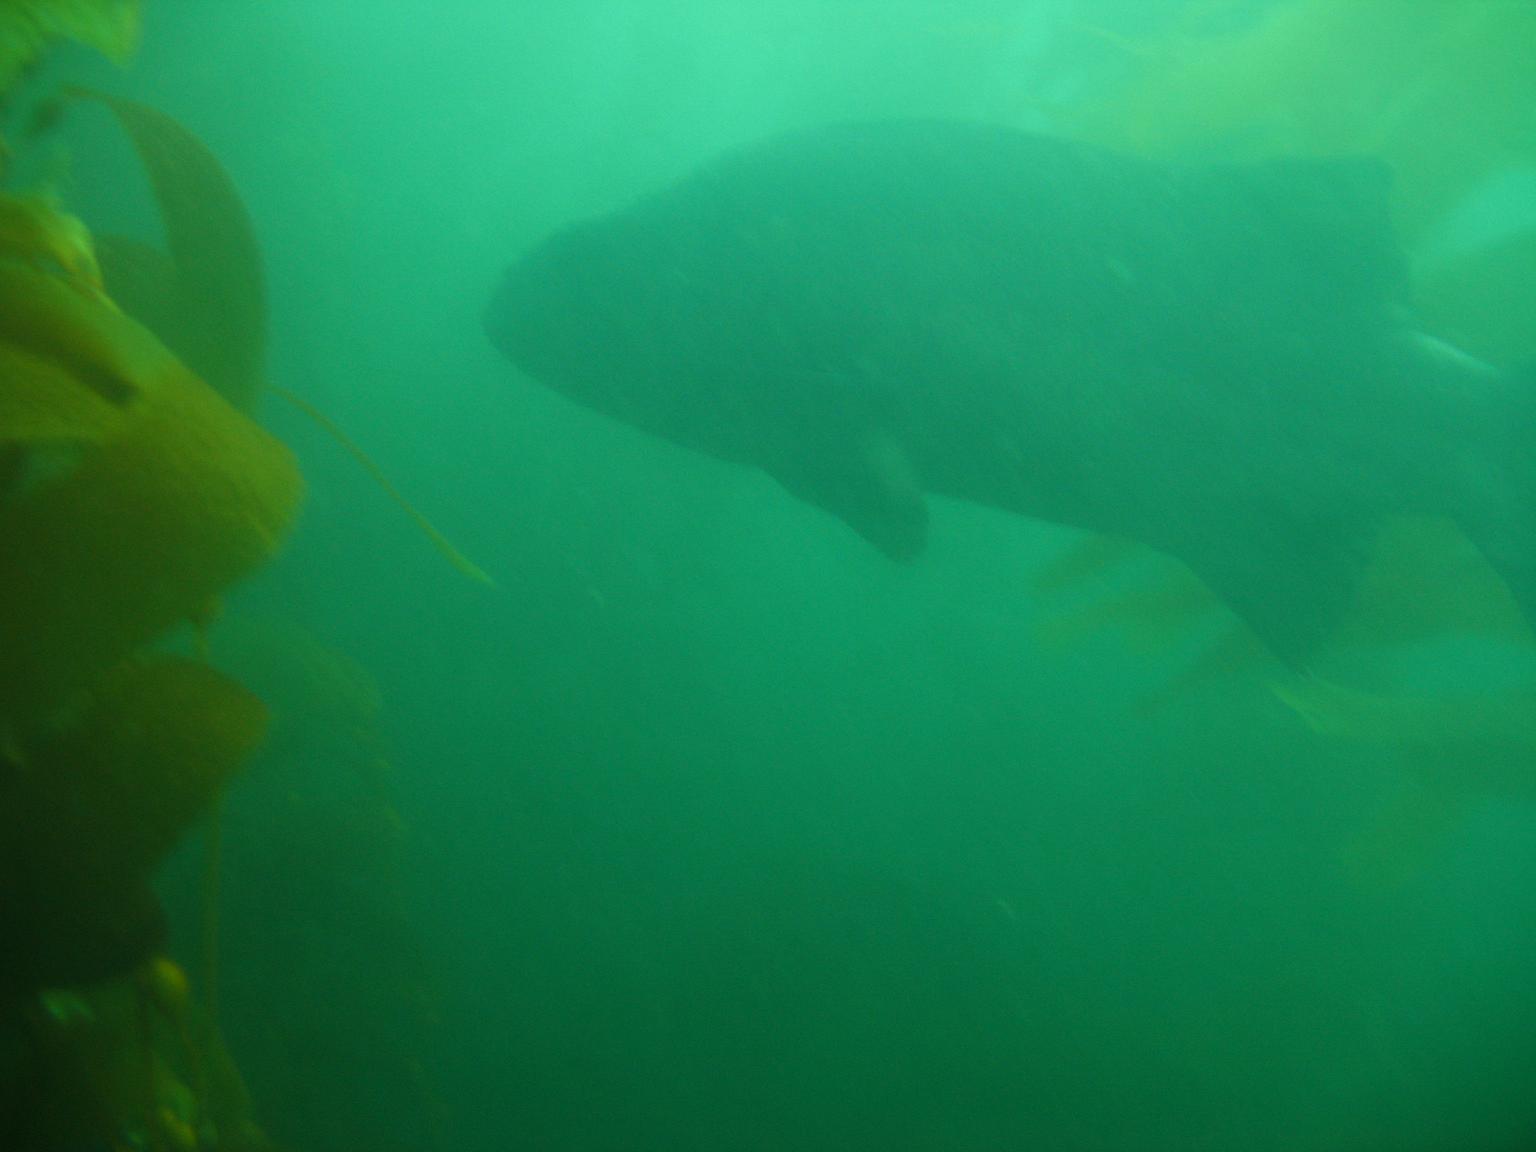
[50,2,1536,1148]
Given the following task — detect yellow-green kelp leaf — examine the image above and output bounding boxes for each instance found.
[23,656,269,880]
[1062,0,1536,360]
[1065,0,1536,232]
[0,256,166,403]
[0,0,140,94]
[1276,677,1536,798]
[69,88,267,413]
[0,191,102,290]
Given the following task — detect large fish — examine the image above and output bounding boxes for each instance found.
[486,120,1533,659]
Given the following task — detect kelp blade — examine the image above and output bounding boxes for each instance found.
[1063,0,1536,359]
[73,94,492,583]
[0,266,302,721]
[0,0,140,92]
[69,88,267,412]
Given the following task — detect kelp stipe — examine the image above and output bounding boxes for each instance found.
[271,384,493,585]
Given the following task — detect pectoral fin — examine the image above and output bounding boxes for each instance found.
[766,427,928,560]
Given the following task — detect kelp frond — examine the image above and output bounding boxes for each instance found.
[70,87,494,584]
[1060,0,1536,359]
[67,88,267,412]
[0,191,102,291]
[0,241,303,720]
[0,0,140,93]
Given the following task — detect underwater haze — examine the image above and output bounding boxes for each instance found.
[59,1,1536,1149]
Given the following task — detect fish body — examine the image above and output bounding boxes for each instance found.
[487,120,1533,658]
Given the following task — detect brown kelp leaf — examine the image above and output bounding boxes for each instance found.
[1029,532,1143,595]
[4,657,266,896]
[68,89,267,412]
[0,258,162,404]
[0,277,302,721]
[0,192,102,291]
[1276,677,1536,799]
[207,614,385,736]
[0,658,264,990]
[47,657,269,872]
[72,92,492,582]
[0,0,140,93]
[1034,561,1229,658]
[0,337,125,445]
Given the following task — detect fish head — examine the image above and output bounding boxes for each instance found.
[486,208,931,560]
[487,222,630,408]
[485,216,707,448]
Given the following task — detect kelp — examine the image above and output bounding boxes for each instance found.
[69,88,494,583]
[272,383,493,584]
[0,190,101,288]
[1030,516,1535,689]
[0,248,302,720]
[69,90,267,412]
[0,239,297,1090]
[0,251,160,402]
[6,68,457,1149]
[0,195,300,1008]
[1,658,267,992]
[198,616,449,1152]
[1064,0,1535,228]
[8,955,285,1151]
[1277,674,1536,888]
[1032,519,1536,885]
[206,614,384,740]
[0,0,140,93]
[0,144,302,721]
[1032,540,1234,659]
[1061,0,1536,360]
[1,18,302,1149]
[1327,517,1535,652]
